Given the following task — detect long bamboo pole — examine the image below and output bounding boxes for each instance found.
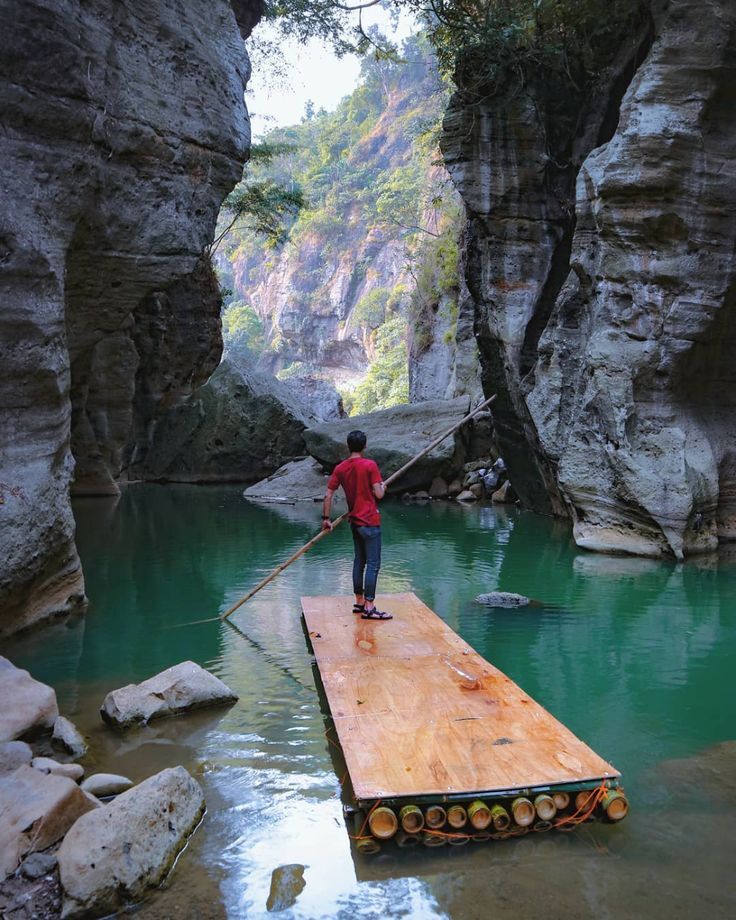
[217,393,497,621]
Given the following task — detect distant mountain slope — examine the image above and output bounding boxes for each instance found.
[216,33,479,413]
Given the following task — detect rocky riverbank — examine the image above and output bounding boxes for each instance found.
[0,656,237,918]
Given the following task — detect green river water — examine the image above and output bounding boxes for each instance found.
[4,484,736,919]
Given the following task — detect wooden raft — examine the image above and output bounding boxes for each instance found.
[302,592,619,806]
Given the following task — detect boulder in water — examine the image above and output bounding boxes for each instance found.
[129,359,316,484]
[243,457,345,512]
[456,490,477,502]
[266,864,306,912]
[303,397,472,492]
[100,661,238,729]
[0,657,59,742]
[58,766,204,918]
[475,592,531,607]
[491,481,517,504]
[52,716,87,758]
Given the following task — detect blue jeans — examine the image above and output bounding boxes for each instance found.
[351,524,382,602]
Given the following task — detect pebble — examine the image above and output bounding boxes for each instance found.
[81,773,134,798]
[20,851,58,880]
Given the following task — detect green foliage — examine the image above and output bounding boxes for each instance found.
[405,0,647,95]
[222,301,266,354]
[344,316,409,415]
[407,199,462,356]
[352,288,390,330]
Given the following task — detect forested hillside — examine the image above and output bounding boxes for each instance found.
[215,33,470,414]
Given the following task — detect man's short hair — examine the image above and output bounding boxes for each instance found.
[347,429,367,452]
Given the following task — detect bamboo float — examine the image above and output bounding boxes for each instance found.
[446,805,468,829]
[368,806,398,840]
[467,800,492,830]
[489,803,511,831]
[511,796,535,827]
[424,805,447,829]
[354,814,381,855]
[399,804,424,834]
[601,789,629,821]
[351,782,628,857]
[534,794,557,821]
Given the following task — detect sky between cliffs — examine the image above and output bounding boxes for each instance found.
[246,6,417,136]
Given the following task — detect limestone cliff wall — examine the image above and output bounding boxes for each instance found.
[444,0,735,558]
[0,0,261,635]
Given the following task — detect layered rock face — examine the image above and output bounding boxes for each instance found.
[444,0,736,557]
[0,0,260,635]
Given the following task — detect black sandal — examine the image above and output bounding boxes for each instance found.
[352,604,365,613]
[361,609,393,620]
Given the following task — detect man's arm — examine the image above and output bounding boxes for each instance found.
[372,480,385,500]
[322,487,335,530]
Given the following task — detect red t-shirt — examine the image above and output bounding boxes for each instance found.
[328,456,383,526]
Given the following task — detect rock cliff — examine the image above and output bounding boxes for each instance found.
[0,0,261,635]
[443,0,736,558]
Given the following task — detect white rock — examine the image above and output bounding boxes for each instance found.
[81,773,134,797]
[0,765,96,880]
[58,766,205,918]
[52,716,88,758]
[100,660,238,729]
[32,757,85,782]
[456,490,477,502]
[0,656,59,741]
[0,740,33,775]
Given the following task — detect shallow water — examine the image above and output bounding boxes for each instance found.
[5,484,736,918]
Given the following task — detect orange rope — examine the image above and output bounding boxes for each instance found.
[553,780,609,828]
[349,799,384,841]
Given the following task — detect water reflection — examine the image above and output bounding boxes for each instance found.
[2,484,735,918]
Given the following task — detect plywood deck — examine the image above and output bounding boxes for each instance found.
[302,592,619,803]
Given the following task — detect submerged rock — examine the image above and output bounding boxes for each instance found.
[304,397,472,492]
[100,661,238,729]
[52,716,87,759]
[81,774,134,798]
[475,592,531,608]
[58,766,205,918]
[266,864,306,912]
[0,657,59,742]
[0,765,96,880]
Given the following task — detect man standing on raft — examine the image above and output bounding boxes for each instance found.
[322,430,392,620]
